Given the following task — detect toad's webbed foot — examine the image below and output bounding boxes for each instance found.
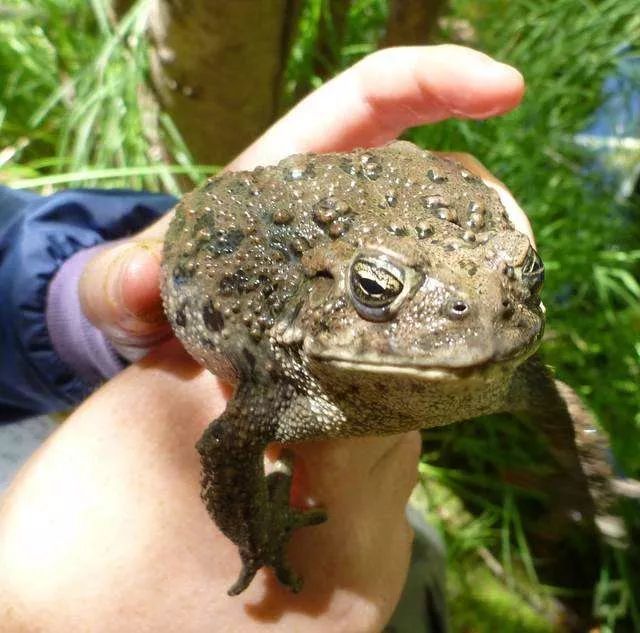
[228,450,327,596]
[197,419,327,596]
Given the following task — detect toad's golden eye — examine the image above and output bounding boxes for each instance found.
[350,256,405,320]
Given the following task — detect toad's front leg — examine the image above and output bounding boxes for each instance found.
[196,405,327,596]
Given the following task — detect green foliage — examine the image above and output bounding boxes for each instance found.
[0,0,209,193]
[1,0,638,629]
[283,0,388,103]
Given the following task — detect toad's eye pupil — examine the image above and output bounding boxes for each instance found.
[350,257,405,313]
[357,275,385,296]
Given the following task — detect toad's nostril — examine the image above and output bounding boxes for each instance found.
[448,300,470,320]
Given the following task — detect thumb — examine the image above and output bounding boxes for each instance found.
[79,239,172,361]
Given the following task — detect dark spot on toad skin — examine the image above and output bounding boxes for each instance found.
[194,210,216,234]
[269,240,291,262]
[258,274,276,297]
[427,168,447,183]
[360,153,382,180]
[175,305,187,327]
[219,269,250,295]
[172,264,192,286]
[339,158,358,176]
[387,224,409,236]
[203,300,224,332]
[208,228,245,256]
[242,348,256,371]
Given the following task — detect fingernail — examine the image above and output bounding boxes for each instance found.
[107,242,165,326]
[123,242,165,323]
[105,245,133,309]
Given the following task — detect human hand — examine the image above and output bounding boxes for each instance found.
[0,341,421,631]
[78,45,529,361]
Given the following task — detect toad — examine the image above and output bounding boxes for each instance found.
[162,141,620,595]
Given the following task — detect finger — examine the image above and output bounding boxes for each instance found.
[287,432,421,515]
[230,45,524,170]
[79,239,173,360]
[137,45,524,242]
[279,435,417,624]
[436,151,535,245]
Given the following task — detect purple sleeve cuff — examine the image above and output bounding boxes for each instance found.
[46,247,127,387]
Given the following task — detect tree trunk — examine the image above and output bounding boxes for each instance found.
[146,0,296,165]
[112,0,449,166]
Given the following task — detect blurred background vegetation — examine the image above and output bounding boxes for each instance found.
[1,0,638,630]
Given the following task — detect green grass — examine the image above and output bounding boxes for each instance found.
[0,0,208,192]
[1,0,639,630]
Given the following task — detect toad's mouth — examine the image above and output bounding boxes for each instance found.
[310,349,535,381]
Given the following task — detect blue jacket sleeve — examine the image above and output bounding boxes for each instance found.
[0,186,177,423]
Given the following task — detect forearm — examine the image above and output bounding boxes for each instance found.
[0,340,415,632]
